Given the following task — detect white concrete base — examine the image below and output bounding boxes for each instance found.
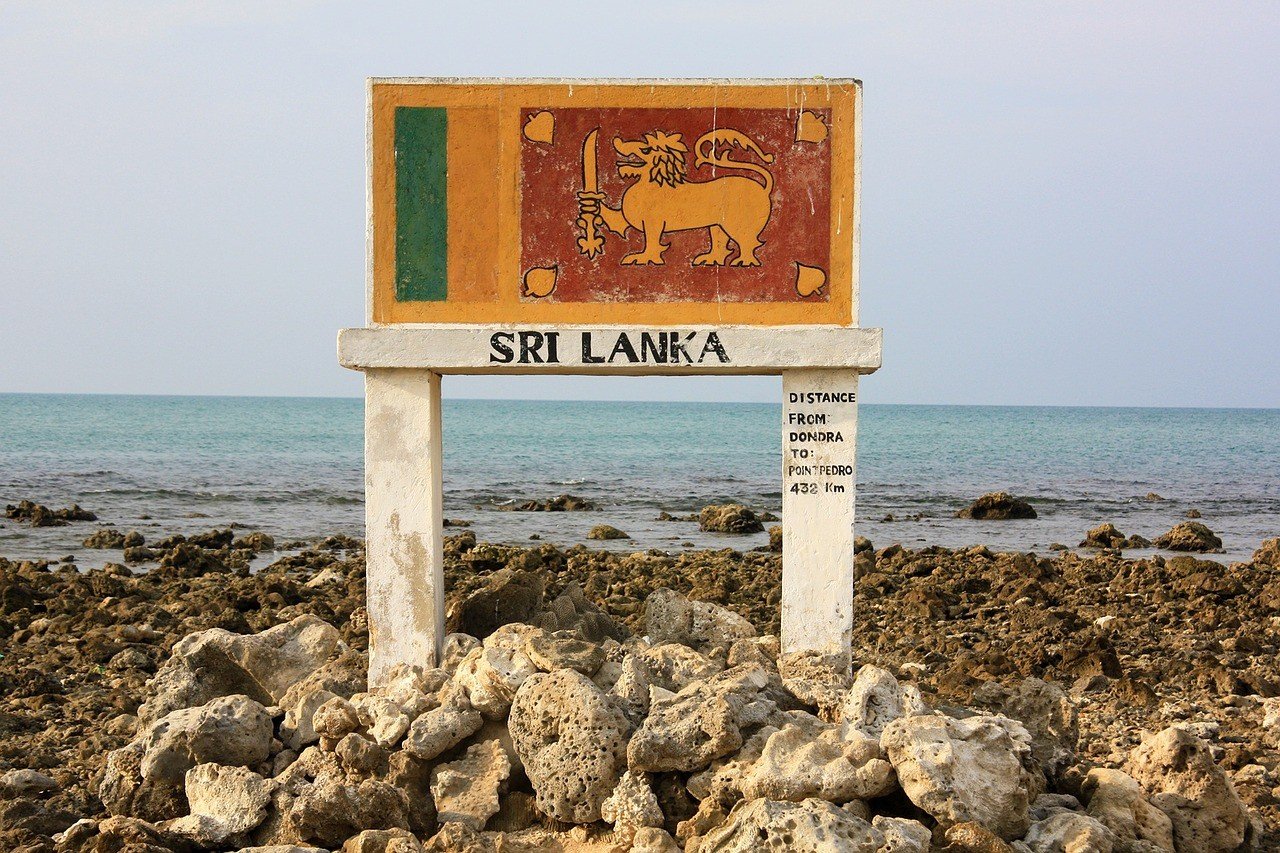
[364,369,445,686]
[780,369,859,671]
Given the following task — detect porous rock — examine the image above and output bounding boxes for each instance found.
[342,827,424,852]
[872,815,931,852]
[163,762,274,845]
[453,624,540,720]
[524,629,605,676]
[140,615,342,723]
[644,587,756,652]
[696,797,885,852]
[1127,726,1252,853]
[639,642,723,692]
[402,683,484,762]
[1081,767,1174,851]
[430,739,511,830]
[840,664,929,739]
[740,712,896,803]
[1022,810,1116,852]
[881,713,1041,840]
[600,770,664,836]
[288,772,411,848]
[98,695,272,825]
[627,666,769,773]
[508,668,629,823]
[973,677,1077,781]
[279,648,368,750]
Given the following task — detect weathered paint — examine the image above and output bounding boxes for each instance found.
[338,325,881,374]
[364,369,444,685]
[369,78,859,326]
[781,369,858,669]
[394,107,449,301]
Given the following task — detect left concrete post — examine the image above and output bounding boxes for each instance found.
[364,368,444,687]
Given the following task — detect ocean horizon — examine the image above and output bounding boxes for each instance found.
[2,392,1277,565]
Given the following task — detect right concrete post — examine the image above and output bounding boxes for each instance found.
[780,368,860,673]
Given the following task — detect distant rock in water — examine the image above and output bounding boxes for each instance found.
[698,504,765,534]
[587,525,630,541]
[1153,521,1223,553]
[506,494,594,512]
[1145,492,1166,502]
[1079,524,1150,550]
[5,500,97,527]
[83,528,144,549]
[1185,508,1202,518]
[955,492,1037,520]
[1252,538,1280,567]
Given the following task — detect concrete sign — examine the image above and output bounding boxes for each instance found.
[342,79,881,685]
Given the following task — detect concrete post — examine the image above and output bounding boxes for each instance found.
[364,368,445,686]
[780,369,859,673]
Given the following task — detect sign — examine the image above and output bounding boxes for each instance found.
[369,79,859,325]
[343,79,880,686]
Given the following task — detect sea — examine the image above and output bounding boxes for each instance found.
[1,394,1277,566]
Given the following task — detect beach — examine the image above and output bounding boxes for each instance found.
[2,507,1279,849]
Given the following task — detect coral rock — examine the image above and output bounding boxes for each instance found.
[430,739,511,831]
[697,797,885,852]
[509,669,629,823]
[881,713,1041,840]
[1127,726,1252,853]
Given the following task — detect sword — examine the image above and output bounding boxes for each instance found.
[576,128,605,259]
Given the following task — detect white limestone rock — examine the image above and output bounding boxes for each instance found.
[627,665,770,773]
[453,624,540,720]
[638,643,724,692]
[644,587,757,652]
[881,713,1041,840]
[1127,726,1253,853]
[508,668,630,823]
[430,739,511,831]
[1082,767,1174,851]
[163,762,274,845]
[740,712,896,803]
[871,815,931,852]
[601,770,664,841]
[402,682,484,762]
[140,615,341,723]
[629,826,681,853]
[1023,810,1116,852]
[696,797,885,852]
[840,665,929,739]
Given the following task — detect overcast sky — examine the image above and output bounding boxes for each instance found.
[1,2,1276,406]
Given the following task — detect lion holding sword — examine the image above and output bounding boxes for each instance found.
[577,128,775,267]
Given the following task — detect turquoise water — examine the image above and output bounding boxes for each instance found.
[1,394,1277,563]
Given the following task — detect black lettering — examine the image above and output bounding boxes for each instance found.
[518,331,546,363]
[698,331,729,363]
[639,332,667,363]
[490,332,515,363]
[582,332,604,363]
[545,331,560,363]
[609,333,639,363]
[670,332,694,363]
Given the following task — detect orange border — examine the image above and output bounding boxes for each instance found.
[370,80,859,327]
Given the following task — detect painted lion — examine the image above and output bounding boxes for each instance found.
[579,128,775,266]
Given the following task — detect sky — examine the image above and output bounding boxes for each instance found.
[1,2,1277,406]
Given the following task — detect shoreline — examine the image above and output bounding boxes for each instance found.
[2,523,1279,849]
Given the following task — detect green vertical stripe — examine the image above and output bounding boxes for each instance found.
[395,106,448,301]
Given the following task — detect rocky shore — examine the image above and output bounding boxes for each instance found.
[2,520,1280,851]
